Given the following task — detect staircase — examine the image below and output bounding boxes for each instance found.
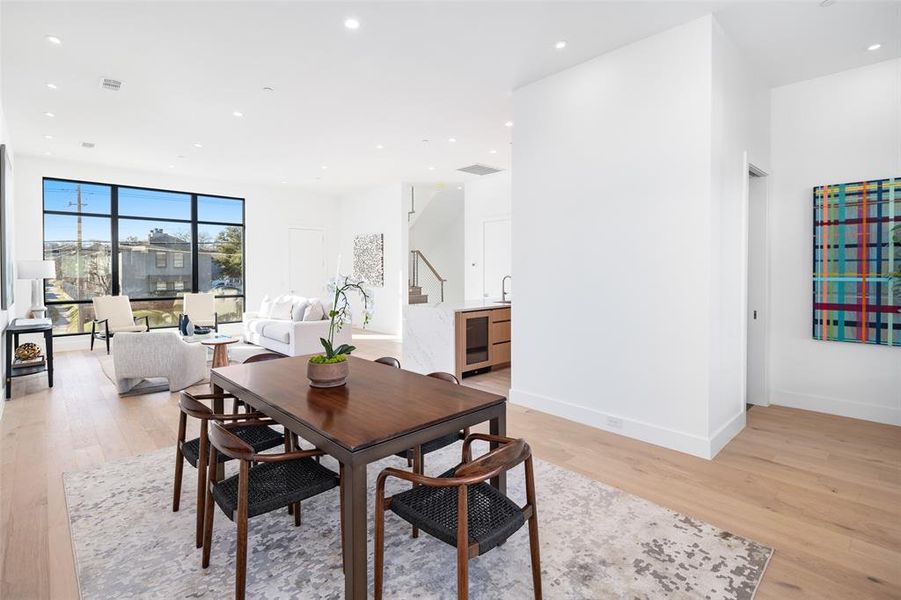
[408,285,429,304]
[409,250,445,305]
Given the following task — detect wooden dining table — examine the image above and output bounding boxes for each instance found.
[209,354,508,600]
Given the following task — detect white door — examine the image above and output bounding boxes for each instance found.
[747,173,768,406]
[288,228,326,296]
[483,218,512,300]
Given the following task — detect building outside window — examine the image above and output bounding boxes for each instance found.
[42,179,244,335]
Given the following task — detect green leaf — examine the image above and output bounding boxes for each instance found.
[333,344,356,356]
[320,337,335,358]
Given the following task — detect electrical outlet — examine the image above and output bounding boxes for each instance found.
[606,416,623,430]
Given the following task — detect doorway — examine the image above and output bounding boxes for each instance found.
[746,167,768,407]
[482,217,511,300]
[287,228,326,296]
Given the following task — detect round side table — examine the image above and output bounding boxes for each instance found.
[202,337,238,369]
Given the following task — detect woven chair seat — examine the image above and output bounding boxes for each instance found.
[390,468,525,555]
[212,458,339,521]
[182,425,284,468]
[394,431,463,460]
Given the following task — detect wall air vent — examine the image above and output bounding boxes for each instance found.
[81,142,95,148]
[99,77,123,91]
[457,164,503,176]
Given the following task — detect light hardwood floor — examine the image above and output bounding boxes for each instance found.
[1,336,899,599]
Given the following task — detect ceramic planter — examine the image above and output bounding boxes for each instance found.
[307,359,349,388]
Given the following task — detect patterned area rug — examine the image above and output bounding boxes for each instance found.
[64,443,772,599]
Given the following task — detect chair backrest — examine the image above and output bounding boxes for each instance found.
[243,352,284,364]
[427,371,459,384]
[455,438,531,481]
[179,391,214,420]
[93,295,135,329]
[183,292,216,322]
[375,356,401,368]
[208,421,259,462]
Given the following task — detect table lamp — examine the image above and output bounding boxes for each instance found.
[17,260,56,319]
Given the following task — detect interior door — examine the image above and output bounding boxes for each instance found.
[288,228,326,296]
[482,218,512,300]
[747,173,768,406]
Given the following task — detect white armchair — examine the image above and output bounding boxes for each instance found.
[182,292,218,331]
[91,295,150,354]
[111,331,208,394]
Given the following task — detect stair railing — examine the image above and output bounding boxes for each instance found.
[409,250,446,303]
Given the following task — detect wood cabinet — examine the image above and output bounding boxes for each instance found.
[455,306,511,379]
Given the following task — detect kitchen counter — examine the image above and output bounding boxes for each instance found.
[447,300,511,313]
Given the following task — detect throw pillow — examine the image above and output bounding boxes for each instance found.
[303,299,325,321]
[258,295,273,317]
[270,295,294,320]
[291,298,310,321]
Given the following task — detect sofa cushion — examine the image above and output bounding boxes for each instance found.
[258,295,273,317]
[291,298,310,321]
[270,295,294,320]
[303,300,325,321]
[261,321,293,344]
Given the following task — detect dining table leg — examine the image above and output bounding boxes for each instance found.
[342,461,368,600]
[489,409,507,494]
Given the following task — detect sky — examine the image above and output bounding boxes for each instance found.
[43,180,243,243]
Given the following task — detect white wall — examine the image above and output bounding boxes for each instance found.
[14,156,341,347]
[408,185,464,304]
[464,171,511,301]
[337,184,403,335]
[512,17,717,457]
[769,59,901,425]
[707,18,771,451]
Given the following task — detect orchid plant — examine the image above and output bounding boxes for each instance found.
[310,274,374,364]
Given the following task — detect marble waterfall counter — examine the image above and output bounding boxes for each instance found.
[402,301,510,375]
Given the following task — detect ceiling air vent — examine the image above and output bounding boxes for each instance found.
[81,142,95,149]
[99,77,123,91]
[457,164,503,176]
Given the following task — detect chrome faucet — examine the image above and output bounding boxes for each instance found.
[501,275,512,303]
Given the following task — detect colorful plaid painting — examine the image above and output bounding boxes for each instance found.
[813,177,901,346]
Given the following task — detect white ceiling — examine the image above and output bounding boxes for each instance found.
[2,1,898,193]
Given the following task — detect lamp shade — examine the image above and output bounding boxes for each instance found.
[17,259,56,279]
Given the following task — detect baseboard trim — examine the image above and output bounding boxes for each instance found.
[509,388,735,460]
[771,389,900,426]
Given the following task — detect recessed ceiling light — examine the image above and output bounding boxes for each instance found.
[262,86,274,92]
[321,165,328,170]
[867,43,882,51]
[232,110,244,117]
[376,144,384,150]
[44,134,53,140]
[819,0,835,6]
[504,121,513,128]
[555,41,567,50]
[44,151,53,156]
[45,82,58,90]
[280,180,288,184]
[193,143,203,148]
[177,154,185,159]
[457,186,463,190]
[428,166,436,171]
[448,137,457,143]
[45,35,62,45]
[43,112,55,118]
[168,164,175,169]
[489,149,497,154]
[344,18,360,30]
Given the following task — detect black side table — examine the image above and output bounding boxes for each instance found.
[5,318,54,399]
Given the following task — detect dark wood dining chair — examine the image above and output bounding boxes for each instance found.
[395,371,469,536]
[374,356,401,368]
[375,433,542,600]
[172,391,285,547]
[202,420,343,600]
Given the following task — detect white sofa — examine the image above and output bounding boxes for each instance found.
[111,330,208,394]
[243,295,351,357]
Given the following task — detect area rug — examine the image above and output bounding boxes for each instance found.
[63,443,772,599]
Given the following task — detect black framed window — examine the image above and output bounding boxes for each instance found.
[43,178,245,336]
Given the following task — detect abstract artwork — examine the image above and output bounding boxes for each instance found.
[813,177,900,346]
[353,233,384,287]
